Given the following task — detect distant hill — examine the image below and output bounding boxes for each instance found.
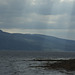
[0,30,75,51]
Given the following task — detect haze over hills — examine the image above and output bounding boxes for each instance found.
[0,30,75,51]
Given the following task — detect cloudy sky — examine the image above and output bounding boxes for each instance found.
[0,0,75,40]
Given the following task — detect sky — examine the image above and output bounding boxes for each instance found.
[0,0,75,40]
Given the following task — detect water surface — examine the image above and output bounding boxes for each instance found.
[0,51,75,75]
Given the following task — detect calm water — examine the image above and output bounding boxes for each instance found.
[0,51,75,75]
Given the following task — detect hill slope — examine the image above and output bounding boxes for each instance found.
[0,30,75,51]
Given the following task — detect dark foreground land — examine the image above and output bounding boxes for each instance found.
[31,59,75,71]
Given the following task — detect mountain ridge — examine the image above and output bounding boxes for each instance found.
[0,30,75,51]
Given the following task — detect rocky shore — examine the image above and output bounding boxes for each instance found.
[31,59,75,71]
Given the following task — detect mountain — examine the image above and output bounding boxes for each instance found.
[0,30,75,51]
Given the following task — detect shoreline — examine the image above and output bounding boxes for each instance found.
[30,59,75,71]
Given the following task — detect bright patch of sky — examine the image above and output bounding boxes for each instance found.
[60,0,64,2]
[31,0,36,5]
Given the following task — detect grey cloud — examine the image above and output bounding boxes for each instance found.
[0,0,75,29]
[32,0,74,15]
[0,0,73,17]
